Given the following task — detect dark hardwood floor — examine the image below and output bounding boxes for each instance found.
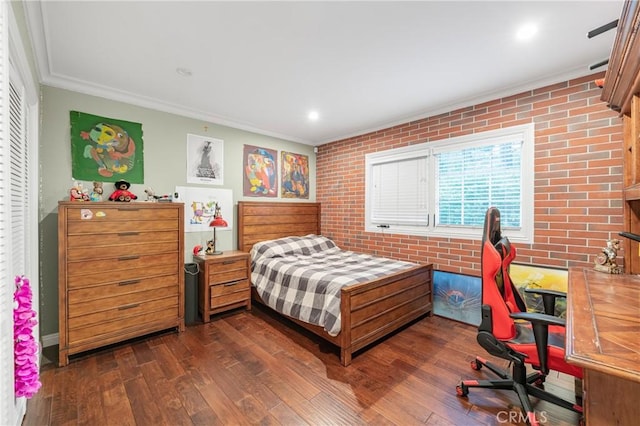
[25,306,581,425]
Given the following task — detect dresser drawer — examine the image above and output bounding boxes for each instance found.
[67,240,179,261]
[68,299,179,344]
[68,284,179,319]
[67,252,178,281]
[66,206,178,223]
[68,273,178,301]
[211,279,250,307]
[208,259,248,285]
[67,263,178,288]
[69,219,179,234]
[67,230,178,249]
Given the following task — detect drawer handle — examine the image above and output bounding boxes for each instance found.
[222,261,235,265]
[118,256,139,261]
[224,282,238,287]
[118,280,140,286]
[119,232,140,236]
[118,303,140,310]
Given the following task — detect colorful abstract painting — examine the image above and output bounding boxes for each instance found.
[433,270,482,326]
[281,151,309,199]
[70,111,144,183]
[243,145,278,197]
[509,263,568,317]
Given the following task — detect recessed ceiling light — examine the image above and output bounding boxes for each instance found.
[516,23,538,41]
[308,110,319,121]
[176,67,193,77]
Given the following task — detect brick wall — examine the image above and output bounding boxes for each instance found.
[316,72,624,276]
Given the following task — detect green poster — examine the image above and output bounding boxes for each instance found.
[70,111,144,183]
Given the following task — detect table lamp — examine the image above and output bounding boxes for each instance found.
[206,204,228,255]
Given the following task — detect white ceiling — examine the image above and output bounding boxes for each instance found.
[24,1,623,146]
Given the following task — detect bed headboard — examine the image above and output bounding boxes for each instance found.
[237,201,321,252]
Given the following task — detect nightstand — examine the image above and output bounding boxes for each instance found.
[193,250,251,322]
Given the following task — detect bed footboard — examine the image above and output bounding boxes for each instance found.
[338,263,433,365]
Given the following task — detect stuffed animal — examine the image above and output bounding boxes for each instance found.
[90,181,103,201]
[69,182,90,202]
[109,180,137,202]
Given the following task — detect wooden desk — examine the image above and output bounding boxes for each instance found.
[566,268,640,425]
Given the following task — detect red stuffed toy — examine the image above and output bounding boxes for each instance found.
[109,180,137,202]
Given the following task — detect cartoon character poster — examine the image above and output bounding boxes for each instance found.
[70,111,144,183]
[187,133,223,185]
[176,186,233,233]
[243,145,277,197]
[281,151,309,199]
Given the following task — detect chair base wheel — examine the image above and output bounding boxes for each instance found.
[456,384,468,397]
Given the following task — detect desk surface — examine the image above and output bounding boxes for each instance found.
[566,268,640,383]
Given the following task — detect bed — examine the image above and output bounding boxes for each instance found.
[238,201,433,366]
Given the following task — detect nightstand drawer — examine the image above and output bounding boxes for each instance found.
[209,261,248,285]
[211,280,250,307]
[211,279,250,297]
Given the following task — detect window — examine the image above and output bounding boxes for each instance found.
[365,124,534,243]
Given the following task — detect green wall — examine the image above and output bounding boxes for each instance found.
[39,86,315,338]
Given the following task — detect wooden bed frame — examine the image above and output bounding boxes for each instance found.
[237,201,433,366]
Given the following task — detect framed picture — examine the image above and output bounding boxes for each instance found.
[186,134,223,185]
[433,270,481,326]
[243,145,278,197]
[281,151,309,199]
[509,263,568,317]
[69,111,144,183]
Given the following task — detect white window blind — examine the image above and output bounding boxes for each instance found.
[370,155,429,226]
[435,138,522,228]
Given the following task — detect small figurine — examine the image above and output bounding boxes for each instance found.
[204,239,215,255]
[69,182,90,202]
[144,187,157,202]
[108,180,137,202]
[594,239,623,274]
[90,181,103,201]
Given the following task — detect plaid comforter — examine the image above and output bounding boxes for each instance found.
[250,235,416,336]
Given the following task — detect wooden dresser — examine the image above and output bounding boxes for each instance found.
[58,201,185,366]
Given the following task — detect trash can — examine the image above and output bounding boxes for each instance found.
[184,263,199,325]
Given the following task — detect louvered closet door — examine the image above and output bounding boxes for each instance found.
[1,2,39,423]
[0,3,13,421]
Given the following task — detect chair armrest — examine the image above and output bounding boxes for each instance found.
[510,311,565,374]
[510,311,566,327]
[524,288,567,316]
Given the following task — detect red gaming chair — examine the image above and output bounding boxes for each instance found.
[456,207,583,426]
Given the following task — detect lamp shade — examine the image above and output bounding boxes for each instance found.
[209,217,228,227]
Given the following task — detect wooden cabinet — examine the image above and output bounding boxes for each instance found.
[601,1,640,273]
[58,202,185,366]
[193,251,251,322]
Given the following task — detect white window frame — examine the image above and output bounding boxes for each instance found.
[365,124,534,243]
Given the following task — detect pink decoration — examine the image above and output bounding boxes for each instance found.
[14,276,41,398]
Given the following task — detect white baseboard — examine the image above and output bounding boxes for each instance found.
[41,332,59,348]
